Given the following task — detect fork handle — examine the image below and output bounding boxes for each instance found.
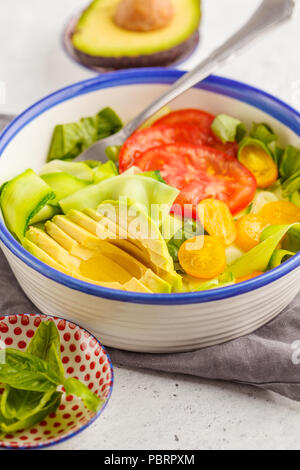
[123,0,294,137]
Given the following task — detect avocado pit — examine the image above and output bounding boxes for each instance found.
[114,0,174,32]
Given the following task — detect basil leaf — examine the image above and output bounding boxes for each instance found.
[0,322,64,424]
[1,387,53,421]
[0,349,59,391]
[211,114,246,144]
[279,145,300,180]
[0,366,57,392]
[27,320,60,361]
[26,321,65,382]
[64,378,104,413]
[0,391,62,434]
[250,123,277,144]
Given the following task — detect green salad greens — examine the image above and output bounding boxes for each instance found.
[0,106,299,295]
[47,107,122,162]
[0,321,103,435]
[211,114,246,144]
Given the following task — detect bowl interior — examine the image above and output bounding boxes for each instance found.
[0,314,113,449]
[0,71,299,305]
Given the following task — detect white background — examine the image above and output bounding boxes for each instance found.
[0,0,300,450]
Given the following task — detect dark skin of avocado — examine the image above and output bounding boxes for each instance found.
[68,28,199,71]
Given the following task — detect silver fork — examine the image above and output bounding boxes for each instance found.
[74,0,294,163]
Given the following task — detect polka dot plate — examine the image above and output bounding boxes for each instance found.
[0,314,114,449]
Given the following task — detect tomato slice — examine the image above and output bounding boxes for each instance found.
[154,109,215,133]
[119,124,206,172]
[153,109,238,158]
[132,143,257,216]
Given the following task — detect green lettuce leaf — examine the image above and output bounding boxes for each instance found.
[211,114,246,143]
[273,146,285,166]
[279,145,300,181]
[250,123,277,144]
[282,169,300,196]
[47,107,123,162]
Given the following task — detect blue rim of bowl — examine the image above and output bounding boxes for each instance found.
[0,312,114,450]
[0,68,299,306]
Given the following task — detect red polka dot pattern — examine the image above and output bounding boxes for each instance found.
[0,314,113,449]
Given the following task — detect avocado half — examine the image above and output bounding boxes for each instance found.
[67,0,201,70]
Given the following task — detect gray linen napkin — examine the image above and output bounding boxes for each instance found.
[1,115,300,401]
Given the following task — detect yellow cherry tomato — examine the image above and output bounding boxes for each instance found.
[198,198,237,246]
[235,214,270,252]
[239,144,278,188]
[178,235,226,279]
[259,201,300,225]
[236,271,264,284]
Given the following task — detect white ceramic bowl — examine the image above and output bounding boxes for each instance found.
[0,69,300,353]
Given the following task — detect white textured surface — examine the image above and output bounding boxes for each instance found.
[0,0,300,451]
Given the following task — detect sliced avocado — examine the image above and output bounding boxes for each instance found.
[84,208,181,290]
[96,199,182,290]
[26,227,81,271]
[23,238,71,275]
[45,215,170,293]
[24,200,181,293]
[24,228,153,293]
[72,0,201,69]
[24,236,152,293]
